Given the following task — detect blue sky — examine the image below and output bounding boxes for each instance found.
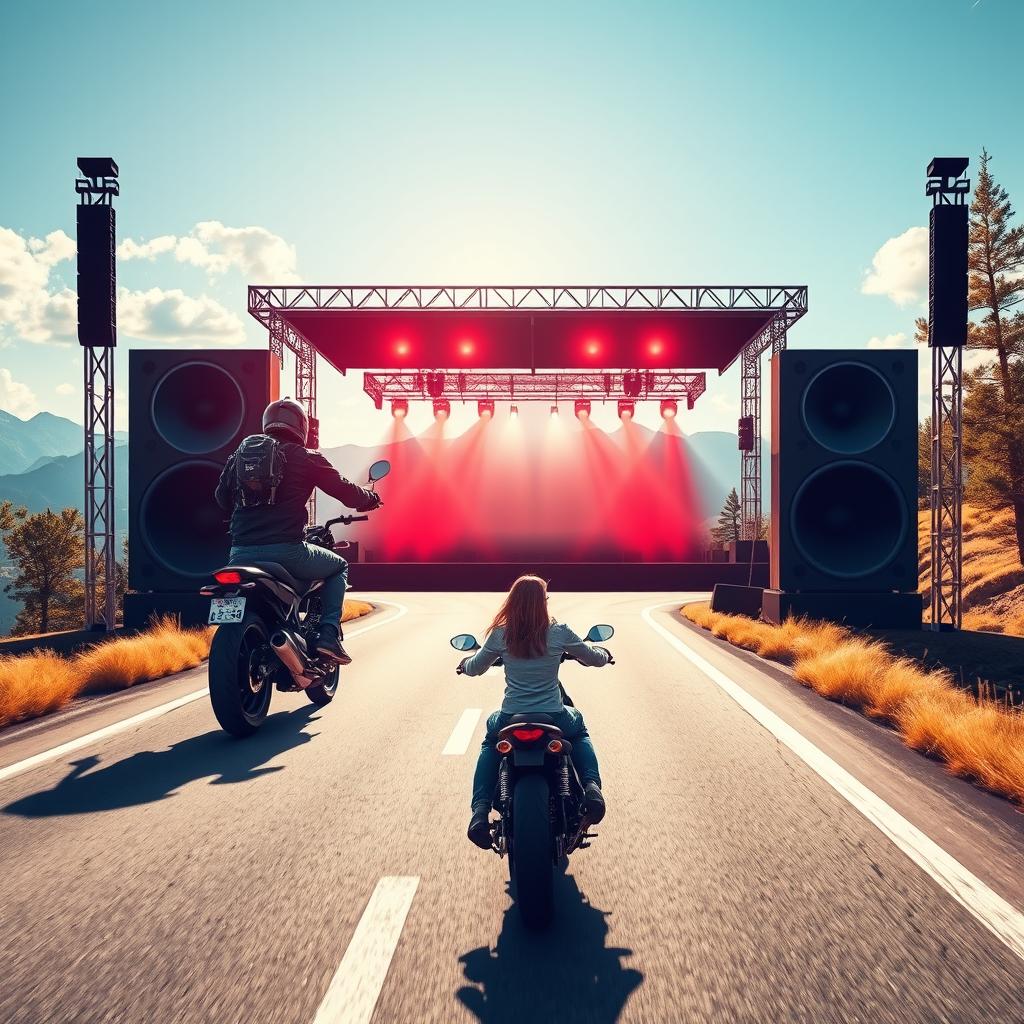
[1,0,1021,444]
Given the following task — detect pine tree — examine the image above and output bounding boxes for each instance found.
[0,502,85,636]
[711,487,742,545]
[962,150,1024,562]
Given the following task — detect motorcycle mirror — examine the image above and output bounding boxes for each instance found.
[586,624,614,642]
[450,634,480,652]
[368,459,391,483]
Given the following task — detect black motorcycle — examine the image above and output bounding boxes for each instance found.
[200,459,390,737]
[451,624,615,928]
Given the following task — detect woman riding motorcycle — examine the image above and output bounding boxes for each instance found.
[459,574,612,849]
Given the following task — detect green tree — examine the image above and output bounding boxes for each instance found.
[0,501,85,636]
[711,487,742,545]
[962,150,1024,561]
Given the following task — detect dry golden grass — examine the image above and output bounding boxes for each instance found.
[0,599,375,729]
[682,602,1024,805]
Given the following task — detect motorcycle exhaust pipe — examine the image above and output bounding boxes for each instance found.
[270,630,314,689]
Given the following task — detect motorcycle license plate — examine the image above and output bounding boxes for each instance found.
[208,597,246,624]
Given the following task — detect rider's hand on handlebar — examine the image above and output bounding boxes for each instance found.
[456,656,470,675]
[596,646,615,664]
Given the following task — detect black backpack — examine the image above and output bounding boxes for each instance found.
[233,434,287,507]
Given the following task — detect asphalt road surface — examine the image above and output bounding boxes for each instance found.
[1,592,1023,1024]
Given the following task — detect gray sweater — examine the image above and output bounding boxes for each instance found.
[461,622,611,713]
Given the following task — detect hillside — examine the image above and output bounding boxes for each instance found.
[919,505,1024,635]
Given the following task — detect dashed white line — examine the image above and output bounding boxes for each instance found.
[442,708,482,756]
[313,875,419,1024]
[0,602,409,786]
[641,601,1024,963]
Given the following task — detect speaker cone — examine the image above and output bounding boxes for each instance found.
[790,462,907,579]
[140,461,229,578]
[151,361,245,455]
[801,361,896,455]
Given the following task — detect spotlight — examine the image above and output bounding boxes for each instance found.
[617,400,635,419]
[433,398,451,418]
[509,404,519,417]
[574,400,591,419]
[395,339,410,356]
[648,338,664,356]
[660,399,678,419]
[427,372,446,399]
[478,400,495,418]
[550,405,559,417]
[585,339,600,356]
[459,339,474,357]
[391,399,409,418]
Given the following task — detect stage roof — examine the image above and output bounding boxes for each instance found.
[248,286,807,375]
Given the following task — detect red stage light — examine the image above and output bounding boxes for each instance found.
[660,399,678,419]
[648,338,664,356]
[478,400,495,418]
[509,404,519,417]
[459,339,474,357]
[433,398,451,418]
[617,400,635,419]
[391,399,409,418]
[395,339,410,356]
[550,405,559,417]
[574,400,591,419]
[585,339,601,356]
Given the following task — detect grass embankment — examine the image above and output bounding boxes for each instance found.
[0,599,375,730]
[683,602,1024,805]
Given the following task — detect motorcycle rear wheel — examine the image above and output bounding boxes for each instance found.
[208,614,273,737]
[510,773,554,929]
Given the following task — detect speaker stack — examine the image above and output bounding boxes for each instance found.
[763,349,921,629]
[124,350,280,628]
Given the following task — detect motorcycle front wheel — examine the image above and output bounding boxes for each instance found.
[305,666,340,707]
[208,613,273,737]
[510,773,554,929]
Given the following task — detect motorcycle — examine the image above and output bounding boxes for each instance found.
[200,459,391,737]
[450,623,615,929]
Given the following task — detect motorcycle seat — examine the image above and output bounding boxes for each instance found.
[507,712,557,724]
[229,562,317,595]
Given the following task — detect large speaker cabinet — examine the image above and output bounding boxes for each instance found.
[126,350,279,625]
[764,349,921,629]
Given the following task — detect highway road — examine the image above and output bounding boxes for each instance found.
[1,592,1023,1023]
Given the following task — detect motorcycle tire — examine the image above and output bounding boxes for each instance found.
[510,773,554,929]
[208,613,273,737]
[306,666,340,707]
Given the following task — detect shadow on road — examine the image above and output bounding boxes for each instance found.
[456,869,643,1023]
[4,705,319,818]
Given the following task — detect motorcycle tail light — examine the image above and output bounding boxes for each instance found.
[496,739,513,754]
[214,570,243,584]
[511,728,545,742]
[547,739,563,753]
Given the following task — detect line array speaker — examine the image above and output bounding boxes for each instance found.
[929,203,968,348]
[77,204,117,348]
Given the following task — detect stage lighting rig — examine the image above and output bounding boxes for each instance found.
[478,400,495,418]
[660,399,677,419]
[433,398,451,418]
[618,400,635,419]
[427,372,446,399]
[623,372,643,398]
[391,399,409,418]
[574,400,591,419]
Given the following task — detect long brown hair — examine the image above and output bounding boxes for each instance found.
[489,575,552,658]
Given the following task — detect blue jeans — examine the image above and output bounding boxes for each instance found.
[471,706,601,809]
[229,542,349,631]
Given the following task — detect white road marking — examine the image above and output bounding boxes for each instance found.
[442,708,482,755]
[641,602,1024,964]
[313,875,419,1024]
[0,602,409,785]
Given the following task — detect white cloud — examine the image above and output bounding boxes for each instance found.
[118,286,246,344]
[119,220,299,283]
[862,226,929,306]
[0,227,77,346]
[55,382,75,396]
[867,332,908,349]
[0,368,39,418]
[710,393,740,416]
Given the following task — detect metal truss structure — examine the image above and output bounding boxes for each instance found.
[927,158,970,630]
[739,310,798,539]
[364,370,707,408]
[76,159,119,631]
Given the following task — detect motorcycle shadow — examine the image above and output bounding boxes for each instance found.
[4,704,320,818]
[456,868,644,1023]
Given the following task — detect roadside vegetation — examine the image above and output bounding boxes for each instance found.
[683,602,1024,805]
[0,600,374,729]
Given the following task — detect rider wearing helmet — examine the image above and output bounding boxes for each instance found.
[214,398,381,664]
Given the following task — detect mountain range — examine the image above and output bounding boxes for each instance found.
[0,409,128,476]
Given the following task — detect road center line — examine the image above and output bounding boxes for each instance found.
[442,708,482,756]
[641,602,1024,963]
[313,875,419,1024]
[0,601,409,786]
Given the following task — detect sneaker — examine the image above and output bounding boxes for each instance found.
[468,802,493,849]
[315,625,352,666]
[584,782,606,824]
